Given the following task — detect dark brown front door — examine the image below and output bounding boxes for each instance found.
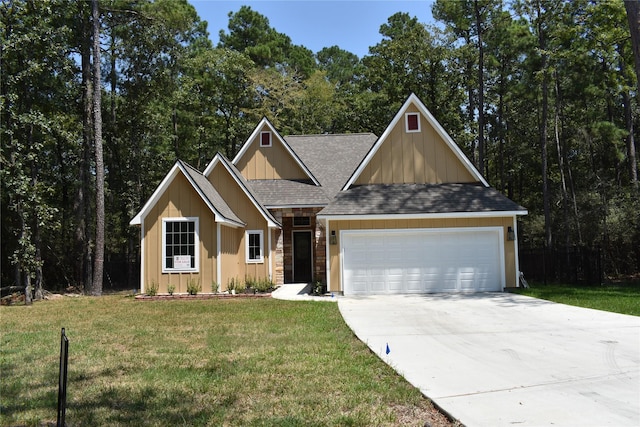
[293,231,313,283]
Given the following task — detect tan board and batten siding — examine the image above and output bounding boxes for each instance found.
[235,125,309,180]
[143,165,275,294]
[327,217,518,292]
[207,161,274,286]
[354,106,476,185]
[329,101,518,292]
[143,172,217,294]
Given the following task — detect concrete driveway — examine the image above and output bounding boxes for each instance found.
[338,293,640,426]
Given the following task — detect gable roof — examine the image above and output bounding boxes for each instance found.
[205,153,281,228]
[247,180,331,207]
[343,93,489,190]
[130,160,244,227]
[207,117,320,186]
[318,183,528,218]
[285,133,378,199]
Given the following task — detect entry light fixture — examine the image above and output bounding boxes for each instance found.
[329,230,337,245]
[507,226,516,241]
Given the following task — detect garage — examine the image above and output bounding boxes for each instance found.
[341,228,504,295]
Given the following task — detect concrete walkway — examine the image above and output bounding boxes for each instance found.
[271,283,338,302]
[338,293,640,426]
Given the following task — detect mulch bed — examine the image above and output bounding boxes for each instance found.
[135,292,271,301]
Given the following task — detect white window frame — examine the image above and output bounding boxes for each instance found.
[260,131,272,147]
[246,230,264,263]
[162,217,199,273]
[405,112,421,133]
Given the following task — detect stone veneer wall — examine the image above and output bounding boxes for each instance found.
[270,207,326,285]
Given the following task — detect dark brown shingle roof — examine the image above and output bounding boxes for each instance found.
[318,183,527,216]
[247,180,331,207]
[285,133,378,199]
[179,160,245,226]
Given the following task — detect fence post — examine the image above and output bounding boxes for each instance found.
[57,328,69,427]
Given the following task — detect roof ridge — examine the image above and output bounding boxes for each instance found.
[285,133,377,138]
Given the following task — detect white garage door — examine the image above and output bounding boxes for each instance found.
[342,228,504,295]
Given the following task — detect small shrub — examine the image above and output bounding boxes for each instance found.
[167,284,175,295]
[227,277,243,293]
[186,279,201,295]
[244,275,257,290]
[312,281,326,295]
[241,276,274,293]
[146,280,159,296]
[211,281,219,293]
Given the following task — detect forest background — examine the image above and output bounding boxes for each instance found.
[2,0,639,299]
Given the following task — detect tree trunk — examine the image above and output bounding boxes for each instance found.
[31,164,44,300]
[474,0,485,176]
[625,1,640,96]
[77,1,92,290]
[554,73,570,249]
[90,0,104,296]
[623,88,638,188]
[538,3,552,248]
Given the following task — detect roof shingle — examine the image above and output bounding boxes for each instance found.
[318,183,527,216]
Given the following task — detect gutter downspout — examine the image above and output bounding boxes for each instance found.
[513,216,521,288]
[216,223,221,292]
[140,219,145,294]
[268,227,273,281]
[324,219,331,292]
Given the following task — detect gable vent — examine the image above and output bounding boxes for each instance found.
[405,112,421,133]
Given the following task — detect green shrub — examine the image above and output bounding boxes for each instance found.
[167,284,175,295]
[186,279,201,295]
[312,281,326,295]
[146,280,159,296]
[245,277,276,293]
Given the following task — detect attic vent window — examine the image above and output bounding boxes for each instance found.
[260,131,272,147]
[405,112,421,133]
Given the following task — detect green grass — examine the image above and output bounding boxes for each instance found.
[0,296,454,427]
[515,282,640,316]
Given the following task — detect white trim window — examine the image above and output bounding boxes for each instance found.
[162,217,199,272]
[260,131,272,147]
[405,112,421,133]
[246,230,264,263]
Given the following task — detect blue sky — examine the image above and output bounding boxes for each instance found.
[190,1,435,58]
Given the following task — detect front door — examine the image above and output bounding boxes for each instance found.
[293,231,313,283]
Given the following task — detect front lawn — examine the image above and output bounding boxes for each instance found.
[0,295,455,426]
[515,282,640,316]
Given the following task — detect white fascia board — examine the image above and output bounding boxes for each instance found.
[230,117,270,165]
[129,161,244,228]
[130,162,182,225]
[210,154,280,229]
[342,94,489,190]
[226,117,320,186]
[317,210,528,222]
[178,163,245,228]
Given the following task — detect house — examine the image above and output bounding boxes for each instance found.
[130,94,527,295]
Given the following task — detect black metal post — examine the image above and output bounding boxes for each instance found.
[57,328,69,427]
